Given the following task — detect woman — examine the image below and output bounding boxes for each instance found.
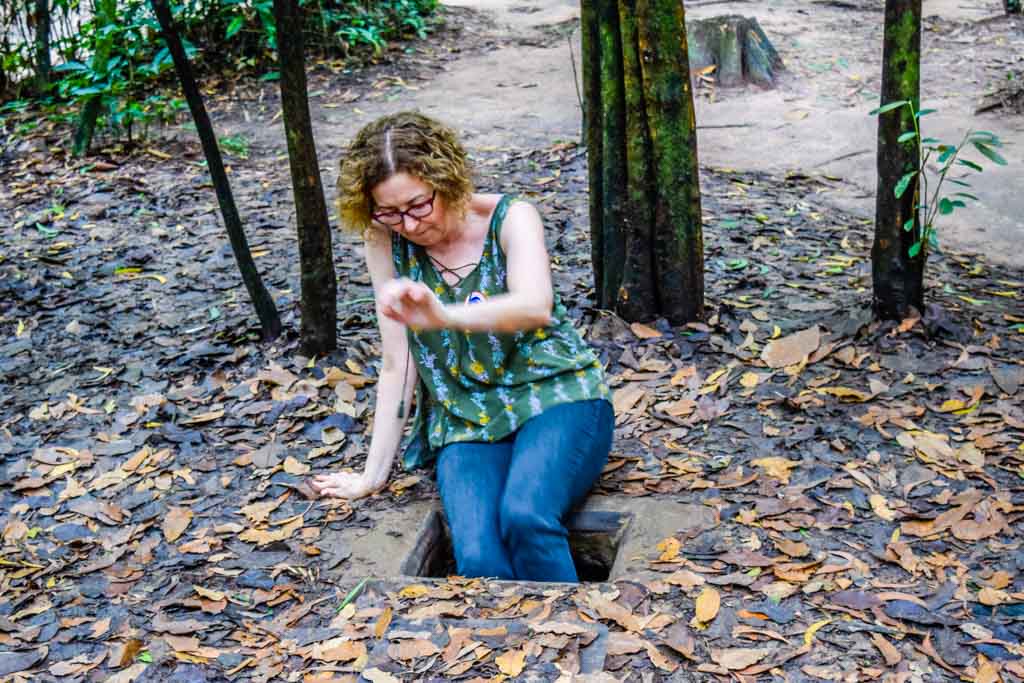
[311,111,614,582]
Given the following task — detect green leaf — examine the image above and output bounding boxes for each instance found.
[908,241,922,258]
[897,131,917,143]
[903,217,915,232]
[870,100,908,116]
[952,192,979,201]
[958,159,984,172]
[259,71,280,81]
[138,651,153,663]
[949,179,973,188]
[921,137,942,144]
[915,108,937,118]
[937,147,956,165]
[939,198,954,215]
[894,171,917,199]
[226,16,245,40]
[973,142,1007,166]
[951,199,967,209]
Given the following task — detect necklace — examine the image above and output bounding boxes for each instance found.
[427,253,477,288]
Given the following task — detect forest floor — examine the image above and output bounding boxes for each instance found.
[1,0,1024,681]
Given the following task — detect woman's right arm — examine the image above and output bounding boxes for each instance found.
[311,230,416,499]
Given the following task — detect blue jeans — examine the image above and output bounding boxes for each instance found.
[435,399,614,582]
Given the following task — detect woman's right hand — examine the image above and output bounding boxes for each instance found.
[310,470,384,500]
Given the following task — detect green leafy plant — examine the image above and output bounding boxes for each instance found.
[870,100,1008,258]
[219,133,250,158]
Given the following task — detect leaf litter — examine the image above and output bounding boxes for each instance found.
[2,14,1024,683]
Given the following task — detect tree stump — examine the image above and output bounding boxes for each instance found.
[687,15,785,88]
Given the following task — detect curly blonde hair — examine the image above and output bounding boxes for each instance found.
[337,111,474,233]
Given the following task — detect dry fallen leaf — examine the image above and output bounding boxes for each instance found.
[495,649,526,677]
[710,647,770,670]
[630,322,663,339]
[694,587,721,624]
[163,506,193,542]
[751,457,799,484]
[761,325,821,368]
[387,639,440,661]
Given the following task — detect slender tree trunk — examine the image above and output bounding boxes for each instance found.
[581,0,704,324]
[637,0,704,324]
[150,0,282,341]
[72,0,115,156]
[581,0,605,303]
[597,0,627,311]
[872,0,923,320]
[617,0,657,320]
[272,0,337,355]
[33,0,52,92]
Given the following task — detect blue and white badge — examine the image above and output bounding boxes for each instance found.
[466,291,486,305]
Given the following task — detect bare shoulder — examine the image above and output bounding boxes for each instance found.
[362,227,396,288]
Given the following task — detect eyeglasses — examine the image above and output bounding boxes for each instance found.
[372,190,437,226]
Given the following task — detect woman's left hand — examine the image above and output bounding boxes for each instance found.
[379,278,451,330]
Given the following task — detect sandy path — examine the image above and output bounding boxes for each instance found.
[288,0,1021,264]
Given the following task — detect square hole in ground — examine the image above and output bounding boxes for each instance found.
[400,509,633,582]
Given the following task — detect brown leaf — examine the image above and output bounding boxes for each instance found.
[630,322,663,339]
[312,638,367,662]
[91,617,111,639]
[362,668,400,683]
[388,639,440,661]
[374,607,392,639]
[406,600,467,620]
[661,622,698,660]
[871,632,901,666]
[612,383,646,415]
[710,647,770,670]
[283,456,310,476]
[694,587,721,623]
[163,506,193,542]
[529,621,589,636]
[606,632,646,656]
[644,642,679,672]
[495,649,526,677]
[238,517,303,546]
[663,569,706,589]
[775,538,810,558]
[761,326,821,368]
[751,457,798,484]
[588,591,642,631]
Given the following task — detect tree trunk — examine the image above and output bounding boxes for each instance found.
[617,0,657,321]
[1005,0,1021,14]
[272,0,337,356]
[582,0,705,324]
[872,0,923,321]
[33,0,52,92]
[72,0,115,156]
[687,16,784,88]
[150,0,283,341]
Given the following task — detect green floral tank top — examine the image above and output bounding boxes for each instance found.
[392,194,611,469]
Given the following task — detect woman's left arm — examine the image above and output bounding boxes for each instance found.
[444,201,554,333]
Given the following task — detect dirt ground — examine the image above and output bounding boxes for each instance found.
[298,0,1023,265]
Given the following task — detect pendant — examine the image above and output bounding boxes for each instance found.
[466,291,487,305]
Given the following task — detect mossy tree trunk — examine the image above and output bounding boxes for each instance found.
[272,0,337,355]
[582,0,704,324]
[33,0,53,92]
[151,0,282,341]
[872,0,923,321]
[72,0,115,156]
[686,15,784,88]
